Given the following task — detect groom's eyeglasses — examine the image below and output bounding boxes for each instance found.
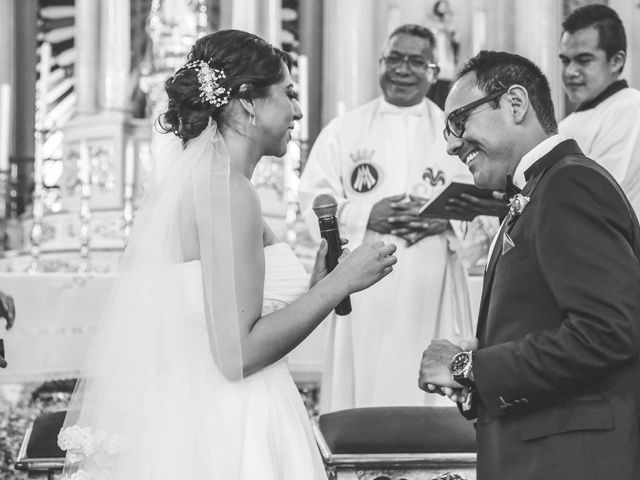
[443,88,509,140]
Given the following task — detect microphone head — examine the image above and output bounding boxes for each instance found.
[312,194,338,219]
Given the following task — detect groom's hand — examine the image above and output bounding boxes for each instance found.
[419,338,478,403]
[423,383,471,403]
[418,339,464,391]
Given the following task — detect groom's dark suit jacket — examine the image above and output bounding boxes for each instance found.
[470,140,640,480]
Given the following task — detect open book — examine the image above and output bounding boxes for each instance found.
[418,180,494,221]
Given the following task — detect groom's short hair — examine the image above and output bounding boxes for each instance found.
[457,50,558,135]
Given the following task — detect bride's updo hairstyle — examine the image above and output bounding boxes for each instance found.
[159,29,292,142]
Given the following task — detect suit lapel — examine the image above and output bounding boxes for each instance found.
[475,139,583,340]
[477,216,510,328]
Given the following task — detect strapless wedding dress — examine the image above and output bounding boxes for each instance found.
[179,242,327,479]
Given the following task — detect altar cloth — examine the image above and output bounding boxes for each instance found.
[0,273,484,383]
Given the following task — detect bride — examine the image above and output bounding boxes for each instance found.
[57,30,397,479]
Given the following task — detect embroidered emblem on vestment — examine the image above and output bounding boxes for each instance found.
[422,167,446,186]
[350,163,380,193]
[348,149,381,193]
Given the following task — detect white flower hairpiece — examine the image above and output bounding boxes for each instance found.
[183,60,231,107]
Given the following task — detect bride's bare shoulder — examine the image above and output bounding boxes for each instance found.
[229,172,260,206]
[229,172,262,235]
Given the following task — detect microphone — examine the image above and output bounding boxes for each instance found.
[312,194,352,316]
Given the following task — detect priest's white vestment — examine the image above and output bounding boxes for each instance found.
[298,97,478,412]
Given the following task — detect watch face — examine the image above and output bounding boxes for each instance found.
[451,351,470,376]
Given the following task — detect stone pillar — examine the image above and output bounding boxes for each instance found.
[100,0,130,111]
[226,0,258,33]
[300,0,323,145]
[0,0,15,156]
[258,0,281,45]
[322,0,378,125]
[222,0,280,45]
[0,1,15,85]
[14,0,37,160]
[75,0,100,114]
[479,0,516,53]
[468,0,562,120]
[512,0,563,121]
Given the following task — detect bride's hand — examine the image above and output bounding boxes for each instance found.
[309,238,349,288]
[332,241,398,294]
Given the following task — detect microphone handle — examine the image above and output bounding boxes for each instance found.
[335,295,352,316]
[318,216,352,316]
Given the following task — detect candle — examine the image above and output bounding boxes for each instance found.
[0,84,10,171]
[33,41,51,200]
[38,41,51,127]
[124,140,135,186]
[297,55,309,141]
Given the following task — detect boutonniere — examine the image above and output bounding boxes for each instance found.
[508,193,530,216]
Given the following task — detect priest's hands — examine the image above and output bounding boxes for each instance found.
[446,191,508,219]
[368,194,448,246]
[419,338,478,403]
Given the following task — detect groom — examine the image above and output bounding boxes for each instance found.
[419,50,640,480]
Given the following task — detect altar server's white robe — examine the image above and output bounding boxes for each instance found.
[298,97,476,412]
[559,87,640,216]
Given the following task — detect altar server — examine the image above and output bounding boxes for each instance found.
[559,4,640,216]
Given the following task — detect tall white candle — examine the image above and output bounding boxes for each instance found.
[34,41,52,195]
[0,84,10,171]
[297,55,309,140]
[38,41,51,126]
[124,140,135,186]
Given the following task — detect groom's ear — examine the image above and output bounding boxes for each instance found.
[506,84,528,125]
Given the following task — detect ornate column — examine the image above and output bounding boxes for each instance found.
[75,0,100,114]
[100,0,130,112]
[322,0,378,125]
[58,0,131,263]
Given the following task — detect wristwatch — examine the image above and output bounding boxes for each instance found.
[450,350,475,388]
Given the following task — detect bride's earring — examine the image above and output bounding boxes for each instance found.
[249,112,256,126]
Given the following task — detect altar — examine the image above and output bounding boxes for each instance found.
[0,270,484,385]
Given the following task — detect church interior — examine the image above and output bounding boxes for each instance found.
[0,0,638,479]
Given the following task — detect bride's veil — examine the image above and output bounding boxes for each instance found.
[59,122,246,478]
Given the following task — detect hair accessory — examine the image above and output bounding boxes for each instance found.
[183,60,231,107]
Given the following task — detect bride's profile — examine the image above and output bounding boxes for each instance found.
[57,29,397,479]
